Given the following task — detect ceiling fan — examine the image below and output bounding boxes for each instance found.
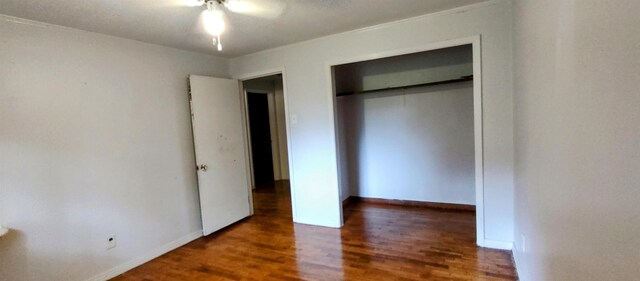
[184,0,286,51]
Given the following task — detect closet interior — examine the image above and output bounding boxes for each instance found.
[334,44,477,212]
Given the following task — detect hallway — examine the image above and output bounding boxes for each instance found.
[113,181,516,280]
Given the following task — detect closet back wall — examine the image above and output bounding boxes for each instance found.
[337,82,475,204]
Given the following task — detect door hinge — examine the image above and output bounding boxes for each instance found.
[187,78,192,101]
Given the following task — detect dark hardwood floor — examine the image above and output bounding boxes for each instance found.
[113,181,517,281]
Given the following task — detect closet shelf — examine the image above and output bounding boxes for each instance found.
[336,75,473,97]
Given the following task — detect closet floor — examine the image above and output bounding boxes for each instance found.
[112,181,517,281]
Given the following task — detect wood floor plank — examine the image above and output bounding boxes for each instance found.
[112,181,517,281]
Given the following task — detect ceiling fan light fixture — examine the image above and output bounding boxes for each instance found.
[212,36,222,51]
[202,8,225,36]
[187,0,256,52]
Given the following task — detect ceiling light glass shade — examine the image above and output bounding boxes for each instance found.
[202,9,225,36]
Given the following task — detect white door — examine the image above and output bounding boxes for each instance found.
[189,75,251,236]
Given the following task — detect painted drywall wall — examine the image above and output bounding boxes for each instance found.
[337,83,475,204]
[512,0,640,280]
[334,45,472,94]
[0,16,228,281]
[230,0,514,243]
[243,78,275,93]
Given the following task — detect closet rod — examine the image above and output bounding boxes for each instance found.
[336,75,473,97]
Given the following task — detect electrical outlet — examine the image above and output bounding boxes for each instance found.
[520,233,526,253]
[107,235,117,250]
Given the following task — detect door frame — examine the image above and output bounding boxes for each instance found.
[235,68,296,218]
[325,36,487,247]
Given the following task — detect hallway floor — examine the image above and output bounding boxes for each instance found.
[113,181,516,280]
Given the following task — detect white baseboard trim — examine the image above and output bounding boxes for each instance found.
[512,244,525,281]
[482,239,513,250]
[85,230,203,281]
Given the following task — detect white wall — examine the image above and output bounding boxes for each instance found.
[230,0,514,243]
[512,0,640,280]
[337,82,475,204]
[243,78,275,92]
[0,16,228,281]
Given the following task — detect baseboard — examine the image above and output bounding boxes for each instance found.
[512,244,525,281]
[344,196,475,211]
[482,239,513,250]
[341,196,355,207]
[85,230,203,281]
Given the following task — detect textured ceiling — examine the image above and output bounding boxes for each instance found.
[0,0,487,58]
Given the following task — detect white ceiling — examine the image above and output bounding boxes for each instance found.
[0,0,487,58]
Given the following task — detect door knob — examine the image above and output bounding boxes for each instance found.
[198,164,208,172]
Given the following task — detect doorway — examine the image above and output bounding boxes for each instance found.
[242,73,293,219]
[247,93,275,186]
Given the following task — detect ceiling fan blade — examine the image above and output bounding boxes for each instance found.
[225,0,286,19]
[183,0,205,7]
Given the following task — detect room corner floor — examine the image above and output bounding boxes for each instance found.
[112,181,516,280]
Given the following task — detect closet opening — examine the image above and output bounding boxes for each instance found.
[331,42,484,244]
